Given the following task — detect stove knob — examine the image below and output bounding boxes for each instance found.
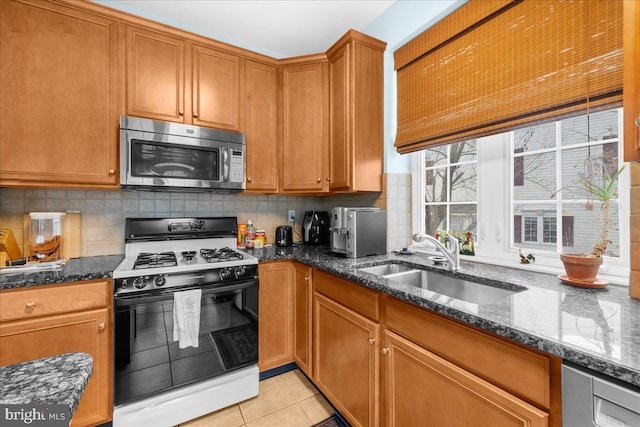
[133,277,146,289]
[234,266,246,278]
[121,279,128,289]
[153,275,167,287]
[220,268,232,280]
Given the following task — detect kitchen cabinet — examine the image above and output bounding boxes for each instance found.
[292,262,312,376]
[126,26,244,131]
[258,262,294,371]
[624,0,640,161]
[280,58,330,193]
[0,0,121,189]
[245,60,278,192]
[382,330,548,427]
[384,297,561,427]
[327,30,386,192]
[313,270,380,427]
[0,279,113,427]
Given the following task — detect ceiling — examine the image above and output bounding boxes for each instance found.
[96,0,396,58]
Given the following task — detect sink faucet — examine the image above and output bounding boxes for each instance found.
[412,232,461,272]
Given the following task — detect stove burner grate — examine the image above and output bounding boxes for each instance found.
[200,247,244,263]
[133,252,178,269]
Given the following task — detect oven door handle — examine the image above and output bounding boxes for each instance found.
[114,279,257,307]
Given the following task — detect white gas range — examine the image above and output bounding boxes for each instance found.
[112,217,259,427]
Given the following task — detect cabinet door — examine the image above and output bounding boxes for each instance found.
[624,0,640,161]
[258,262,293,371]
[313,292,379,427]
[245,60,278,192]
[281,62,329,193]
[192,44,243,131]
[126,26,186,123]
[329,43,352,191]
[382,330,548,427]
[0,0,120,188]
[0,309,112,427]
[293,262,312,376]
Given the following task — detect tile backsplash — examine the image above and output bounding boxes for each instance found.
[0,173,411,257]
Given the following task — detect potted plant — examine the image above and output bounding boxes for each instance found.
[559,165,625,288]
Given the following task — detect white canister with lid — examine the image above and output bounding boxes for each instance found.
[29,212,66,261]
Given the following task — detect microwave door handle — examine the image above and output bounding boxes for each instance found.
[222,148,230,183]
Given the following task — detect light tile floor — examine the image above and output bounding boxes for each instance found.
[178,369,335,427]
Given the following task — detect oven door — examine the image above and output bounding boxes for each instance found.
[113,280,258,407]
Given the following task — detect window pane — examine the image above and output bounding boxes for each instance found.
[425,145,448,167]
[560,143,619,200]
[425,205,446,236]
[543,217,557,243]
[450,204,477,235]
[513,122,555,153]
[562,202,620,257]
[513,203,556,251]
[450,163,477,202]
[450,140,477,163]
[561,110,619,147]
[513,152,556,200]
[425,168,447,202]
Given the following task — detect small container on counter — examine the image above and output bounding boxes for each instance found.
[245,220,256,249]
[237,224,247,248]
[29,212,66,261]
[255,230,266,247]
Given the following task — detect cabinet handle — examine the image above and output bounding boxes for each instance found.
[25,301,36,309]
[98,322,106,331]
[316,177,321,183]
[247,177,252,183]
[108,169,115,175]
[368,338,375,345]
[382,347,389,355]
[193,112,199,118]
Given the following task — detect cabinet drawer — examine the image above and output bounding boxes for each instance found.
[0,280,110,322]
[386,297,554,409]
[313,270,379,321]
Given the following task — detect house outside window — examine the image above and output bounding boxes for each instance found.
[412,108,629,280]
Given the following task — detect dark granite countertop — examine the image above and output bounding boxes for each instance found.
[247,244,640,388]
[0,255,123,290]
[0,352,93,419]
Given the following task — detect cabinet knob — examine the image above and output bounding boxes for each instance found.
[108,169,115,175]
[98,322,106,331]
[25,301,36,309]
[326,177,331,182]
[368,338,375,345]
[304,276,309,282]
[316,177,321,183]
[193,112,199,118]
[635,117,640,126]
[247,177,252,182]
[179,110,184,116]
[382,347,389,355]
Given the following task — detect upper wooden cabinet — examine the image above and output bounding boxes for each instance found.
[280,59,330,193]
[624,0,640,162]
[327,30,386,192]
[0,0,121,189]
[245,60,278,192]
[126,26,244,131]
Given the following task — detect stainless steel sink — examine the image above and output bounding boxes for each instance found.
[357,263,525,304]
[358,263,415,276]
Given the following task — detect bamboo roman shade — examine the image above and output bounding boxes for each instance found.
[394,0,623,154]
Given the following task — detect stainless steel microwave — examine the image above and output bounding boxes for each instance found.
[120,116,245,192]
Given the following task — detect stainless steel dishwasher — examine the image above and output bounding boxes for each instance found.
[563,363,640,426]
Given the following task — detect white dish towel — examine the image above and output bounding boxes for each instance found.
[173,289,202,349]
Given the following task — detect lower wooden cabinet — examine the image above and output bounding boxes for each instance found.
[258,262,294,371]
[0,280,113,427]
[293,262,313,376]
[382,330,548,427]
[313,292,379,427]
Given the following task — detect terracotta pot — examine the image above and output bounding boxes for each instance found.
[560,254,603,283]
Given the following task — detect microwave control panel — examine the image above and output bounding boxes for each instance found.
[229,149,244,183]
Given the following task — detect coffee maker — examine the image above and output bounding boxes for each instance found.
[330,207,387,258]
[302,211,330,245]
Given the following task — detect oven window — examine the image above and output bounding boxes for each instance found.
[114,290,257,405]
[131,140,219,180]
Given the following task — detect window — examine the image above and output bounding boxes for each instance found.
[423,140,477,237]
[413,108,629,280]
